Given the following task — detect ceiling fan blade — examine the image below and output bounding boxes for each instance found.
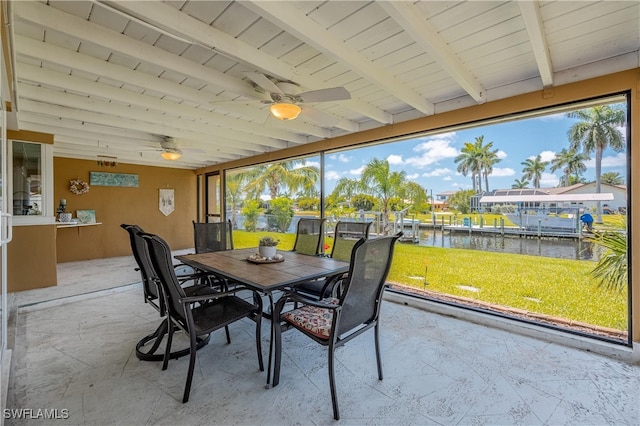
[244,72,283,95]
[182,147,206,154]
[298,87,351,103]
[300,105,341,127]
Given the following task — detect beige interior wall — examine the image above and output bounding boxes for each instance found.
[198,68,640,343]
[8,225,57,292]
[54,158,197,262]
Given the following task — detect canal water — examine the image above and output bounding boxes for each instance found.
[233,215,601,261]
[417,229,601,261]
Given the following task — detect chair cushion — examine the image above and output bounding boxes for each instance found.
[295,234,319,255]
[282,297,339,339]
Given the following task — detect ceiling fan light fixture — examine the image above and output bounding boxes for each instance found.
[270,102,301,120]
[161,149,182,160]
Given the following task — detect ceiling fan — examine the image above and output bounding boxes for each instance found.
[130,136,204,161]
[238,72,351,121]
[157,137,183,160]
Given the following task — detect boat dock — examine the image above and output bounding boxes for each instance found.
[419,222,586,239]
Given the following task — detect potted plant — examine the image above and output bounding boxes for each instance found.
[258,235,279,259]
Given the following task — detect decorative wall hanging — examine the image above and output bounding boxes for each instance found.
[76,209,96,224]
[69,179,90,195]
[159,188,174,216]
[89,172,139,187]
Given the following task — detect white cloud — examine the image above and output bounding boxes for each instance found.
[585,152,626,168]
[496,150,507,159]
[540,172,560,187]
[491,167,516,177]
[422,168,453,177]
[332,153,351,163]
[539,150,556,162]
[406,173,420,180]
[325,170,341,180]
[349,166,365,176]
[404,135,459,168]
[387,154,404,165]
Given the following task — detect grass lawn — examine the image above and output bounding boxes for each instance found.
[233,230,627,332]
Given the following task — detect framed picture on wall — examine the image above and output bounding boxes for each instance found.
[76,209,96,224]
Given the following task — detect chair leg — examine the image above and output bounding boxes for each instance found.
[135,320,168,361]
[374,323,383,380]
[182,331,198,403]
[328,343,340,420]
[162,319,174,371]
[224,325,231,344]
[272,317,283,387]
[254,313,264,371]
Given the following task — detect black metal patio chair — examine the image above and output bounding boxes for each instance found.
[121,224,215,361]
[272,232,402,420]
[292,217,327,256]
[295,220,372,299]
[192,220,236,288]
[193,220,234,253]
[142,232,264,403]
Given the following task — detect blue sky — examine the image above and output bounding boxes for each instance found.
[321,106,628,196]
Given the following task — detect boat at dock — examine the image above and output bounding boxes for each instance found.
[504,209,579,232]
[479,191,615,234]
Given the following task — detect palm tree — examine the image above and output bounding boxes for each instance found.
[477,136,500,193]
[360,158,406,235]
[455,136,489,192]
[567,105,626,221]
[511,178,529,189]
[521,155,548,188]
[586,218,627,292]
[399,180,428,213]
[330,177,360,208]
[244,159,319,200]
[550,148,589,187]
[601,172,624,186]
[224,172,247,227]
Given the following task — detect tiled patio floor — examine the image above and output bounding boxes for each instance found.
[5,254,640,425]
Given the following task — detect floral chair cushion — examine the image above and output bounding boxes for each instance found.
[282,297,339,339]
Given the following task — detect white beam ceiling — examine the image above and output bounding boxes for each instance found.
[243,1,435,117]
[4,0,637,169]
[518,0,554,88]
[379,1,486,104]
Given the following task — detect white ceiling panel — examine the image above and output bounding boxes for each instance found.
[4,0,638,169]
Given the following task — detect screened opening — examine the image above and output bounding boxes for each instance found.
[223,94,630,344]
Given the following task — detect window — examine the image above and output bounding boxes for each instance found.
[323,95,629,344]
[221,94,630,344]
[10,140,54,224]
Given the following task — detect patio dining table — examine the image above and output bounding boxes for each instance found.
[174,247,349,386]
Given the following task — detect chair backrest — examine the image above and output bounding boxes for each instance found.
[121,224,163,313]
[193,220,234,253]
[330,221,372,261]
[293,218,327,255]
[141,232,189,327]
[337,233,401,336]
